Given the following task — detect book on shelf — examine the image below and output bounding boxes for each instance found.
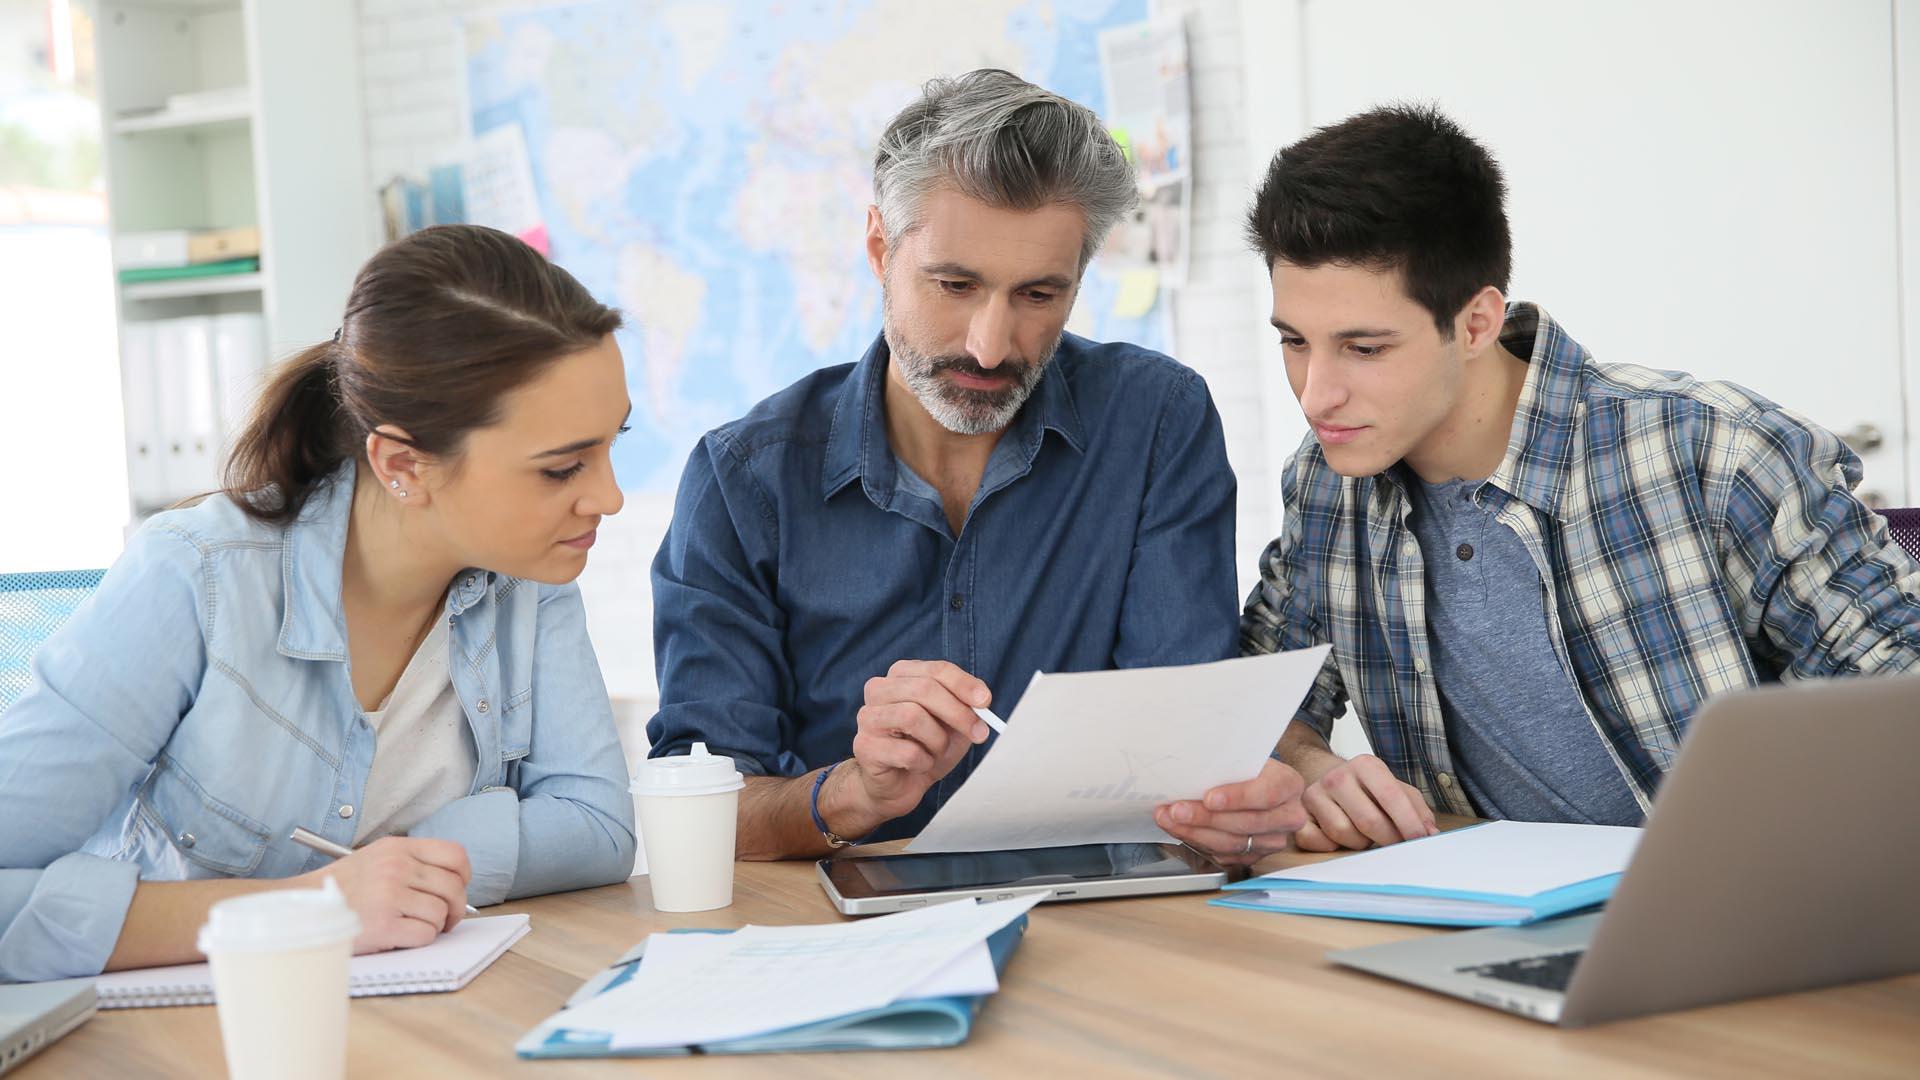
[118,257,260,284]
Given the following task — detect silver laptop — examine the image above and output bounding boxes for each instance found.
[1330,672,1920,1027]
[0,979,95,1074]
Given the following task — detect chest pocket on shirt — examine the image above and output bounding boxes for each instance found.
[134,755,271,876]
[498,687,533,788]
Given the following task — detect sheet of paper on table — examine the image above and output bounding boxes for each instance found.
[551,894,1043,1050]
[909,645,1333,853]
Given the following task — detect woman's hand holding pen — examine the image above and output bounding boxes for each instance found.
[297,836,472,953]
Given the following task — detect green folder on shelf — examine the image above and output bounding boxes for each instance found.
[515,916,1029,1058]
[117,257,259,283]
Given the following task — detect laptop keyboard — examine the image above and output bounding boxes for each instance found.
[1457,949,1585,992]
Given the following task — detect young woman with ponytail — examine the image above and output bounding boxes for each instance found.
[0,225,637,980]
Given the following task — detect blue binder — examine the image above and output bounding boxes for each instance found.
[1211,874,1619,927]
[516,916,1028,1058]
[1210,821,1634,927]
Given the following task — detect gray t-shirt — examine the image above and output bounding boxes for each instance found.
[1404,474,1645,827]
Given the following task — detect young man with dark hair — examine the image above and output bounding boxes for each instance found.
[1232,104,1920,852]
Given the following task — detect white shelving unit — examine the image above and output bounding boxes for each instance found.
[108,99,253,136]
[120,270,265,303]
[94,0,373,515]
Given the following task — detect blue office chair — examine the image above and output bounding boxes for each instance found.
[1879,507,1920,564]
[0,570,106,715]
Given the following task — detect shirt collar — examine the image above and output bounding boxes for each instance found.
[277,461,492,660]
[821,332,1087,503]
[1484,301,1588,520]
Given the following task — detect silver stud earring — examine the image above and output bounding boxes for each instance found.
[389,478,408,498]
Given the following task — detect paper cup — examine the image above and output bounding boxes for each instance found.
[198,879,361,1080]
[631,742,744,912]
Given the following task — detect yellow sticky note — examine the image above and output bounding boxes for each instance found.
[1113,268,1160,318]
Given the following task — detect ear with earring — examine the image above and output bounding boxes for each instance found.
[389,478,409,498]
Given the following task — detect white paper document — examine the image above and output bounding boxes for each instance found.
[908,646,1333,853]
[1251,820,1643,895]
[551,894,1042,1050]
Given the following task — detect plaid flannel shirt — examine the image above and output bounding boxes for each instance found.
[1241,303,1920,817]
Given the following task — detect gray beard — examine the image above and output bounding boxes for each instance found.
[884,322,1055,437]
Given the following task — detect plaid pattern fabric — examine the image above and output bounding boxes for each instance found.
[1242,303,1920,816]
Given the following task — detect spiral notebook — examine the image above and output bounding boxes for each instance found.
[93,914,530,1009]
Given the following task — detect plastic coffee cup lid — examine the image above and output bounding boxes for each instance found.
[630,742,745,798]
[198,877,362,954]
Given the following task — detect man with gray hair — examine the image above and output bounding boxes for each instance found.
[649,69,1308,860]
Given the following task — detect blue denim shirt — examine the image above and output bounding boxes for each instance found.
[648,333,1238,839]
[0,466,635,981]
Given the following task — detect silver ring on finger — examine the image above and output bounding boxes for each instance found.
[1242,834,1255,855]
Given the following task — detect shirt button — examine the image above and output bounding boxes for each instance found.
[477,697,490,714]
[1401,541,1418,559]
[1413,657,1429,674]
[464,576,477,590]
[176,832,196,849]
[949,594,964,612]
[338,804,355,819]
[1438,773,1456,789]
[1456,543,1475,561]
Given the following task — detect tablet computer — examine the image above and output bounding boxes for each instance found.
[816,842,1231,915]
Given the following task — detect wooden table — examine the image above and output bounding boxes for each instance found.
[30,827,1920,1078]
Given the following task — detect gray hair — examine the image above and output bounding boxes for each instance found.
[873,68,1137,271]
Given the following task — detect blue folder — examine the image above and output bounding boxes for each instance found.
[1209,821,1634,927]
[1210,874,1619,927]
[516,916,1028,1058]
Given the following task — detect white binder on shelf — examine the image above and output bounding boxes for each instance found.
[209,311,267,448]
[152,316,220,504]
[119,321,168,508]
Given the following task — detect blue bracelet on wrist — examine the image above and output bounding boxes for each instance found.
[810,761,859,848]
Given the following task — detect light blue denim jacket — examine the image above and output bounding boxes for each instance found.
[0,466,636,981]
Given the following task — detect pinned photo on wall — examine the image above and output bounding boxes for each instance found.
[464,123,550,256]
[375,124,549,256]
[1096,13,1192,291]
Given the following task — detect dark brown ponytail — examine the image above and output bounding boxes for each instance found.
[222,225,623,524]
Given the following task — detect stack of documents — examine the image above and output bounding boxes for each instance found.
[1214,821,1642,926]
[518,895,1040,1058]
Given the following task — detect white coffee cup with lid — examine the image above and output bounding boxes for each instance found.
[630,742,745,912]
[197,878,362,1080]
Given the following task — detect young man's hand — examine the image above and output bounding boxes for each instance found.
[1154,758,1309,867]
[1294,753,1437,851]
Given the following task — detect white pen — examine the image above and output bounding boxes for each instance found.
[289,826,479,914]
[973,706,1007,735]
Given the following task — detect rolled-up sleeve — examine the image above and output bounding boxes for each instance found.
[0,857,140,982]
[410,582,636,904]
[1720,409,1920,677]
[0,526,205,980]
[1240,450,1348,739]
[646,435,801,777]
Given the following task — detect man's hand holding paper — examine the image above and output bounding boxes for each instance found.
[820,660,996,841]
[908,646,1334,856]
[1154,758,1309,866]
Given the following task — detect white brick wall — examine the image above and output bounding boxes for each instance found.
[355,0,1280,704]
